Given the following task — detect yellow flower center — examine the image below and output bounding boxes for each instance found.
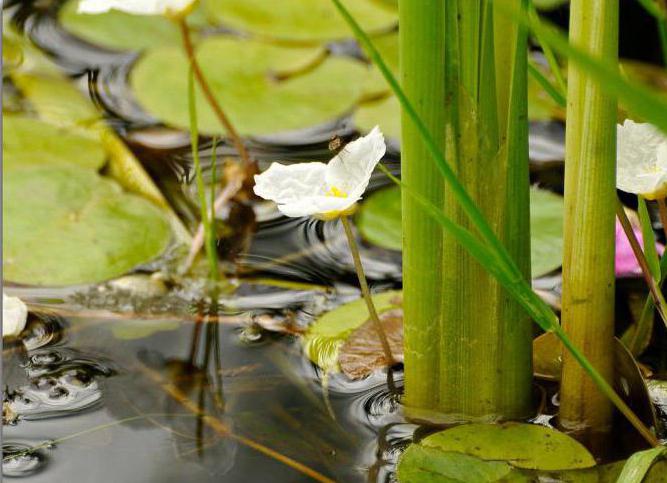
[326,186,347,198]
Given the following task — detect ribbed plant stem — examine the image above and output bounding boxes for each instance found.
[340,216,394,364]
[399,0,448,413]
[559,0,619,445]
[401,0,532,420]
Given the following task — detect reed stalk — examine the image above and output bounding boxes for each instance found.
[400,0,532,420]
[398,0,447,412]
[559,0,619,446]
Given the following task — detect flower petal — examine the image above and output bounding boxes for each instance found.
[325,126,386,199]
[3,292,27,338]
[77,0,194,16]
[277,195,356,218]
[254,161,328,204]
[617,120,667,197]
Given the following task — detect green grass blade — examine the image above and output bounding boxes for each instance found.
[616,446,667,483]
[188,68,218,281]
[528,60,566,107]
[527,1,568,96]
[638,197,661,281]
[497,0,667,134]
[636,0,667,65]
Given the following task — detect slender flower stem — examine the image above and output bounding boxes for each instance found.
[178,19,251,167]
[616,200,667,327]
[657,198,667,241]
[340,215,395,365]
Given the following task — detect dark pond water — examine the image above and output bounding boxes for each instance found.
[3,1,666,482]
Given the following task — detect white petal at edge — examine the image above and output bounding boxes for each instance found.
[277,195,357,218]
[253,162,328,203]
[3,292,27,338]
[325,126,386,196]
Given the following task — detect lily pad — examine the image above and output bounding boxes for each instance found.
[529,187,564,277]
[204,0,397,43]
[338,308,403,379]
[4,164,171,286]
[302,290,401,373]
[3,115,106,170]
[398,423,596,483]
[131,36,369,136]
[357,186,564,278]
[58,0,209,51]
[397,445,517,483]
[355,96,401,142]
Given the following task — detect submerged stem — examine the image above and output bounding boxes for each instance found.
[340,215,395,365]
[616,200,667,328]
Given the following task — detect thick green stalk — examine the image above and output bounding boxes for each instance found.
[331,0,657,445]
[559,0,618,445]
[400,0,533,420]
[399,0,448,411]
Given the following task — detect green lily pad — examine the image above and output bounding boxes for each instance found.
[360,33,399,98]
[397,445,517,483]
[204,0,397,43]
[4,164,171,286]
[421,423,595,471]
[529,187,564,277]
[356,186,564,278]
[131,36,369,136]
[355,181,402,250]
[58,0,209,51]
[302,290,401,373]
[355,96,401,141]
[397,423,596,482]
[3,115,106,170]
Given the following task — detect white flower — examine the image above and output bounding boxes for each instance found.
[77,0,196,17]
[617,119,667,200]
[253,126,386,219]
[3,292,27,338]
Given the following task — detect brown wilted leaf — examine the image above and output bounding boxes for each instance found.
[338,308,404,379]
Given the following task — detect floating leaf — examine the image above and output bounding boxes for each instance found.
[131,36,369,136]
[338,308,403,379]
[3,115,105,170]
[302,291,401,373]
[4,165,171,286]
[205,0,397,43]
[397,445,516,483]
[58,0,209,51]
[617,447,667,483]
[355,183,402,251]
[355,96,401,142]
[356,186,564,277]
[529,187,564,277]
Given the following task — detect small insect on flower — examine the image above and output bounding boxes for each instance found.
[77,0,197,17]
[328,135,343,153]
[617,119,667,200]
[253,126,386,220]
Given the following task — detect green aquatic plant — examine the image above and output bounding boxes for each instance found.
[331,0,659,445]
[558,0,618,445]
